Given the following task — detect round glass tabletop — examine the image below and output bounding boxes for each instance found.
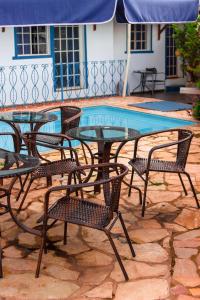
[67,126,140,142]
[0,149,40,178]
[0,111,57,124]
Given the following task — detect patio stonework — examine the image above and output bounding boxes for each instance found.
[0,96,200,299]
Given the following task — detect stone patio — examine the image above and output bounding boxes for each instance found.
[0,96,200,300]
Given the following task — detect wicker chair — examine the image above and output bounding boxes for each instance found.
[17,132,81,212]
[128,129,199,216]
[0,187,13,278]
[0,132,20,278]
[35,162,135,281]
[35,106,81,152]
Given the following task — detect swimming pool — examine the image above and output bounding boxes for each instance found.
[0,105,195,151]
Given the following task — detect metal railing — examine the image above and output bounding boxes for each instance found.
[0,60,126,107]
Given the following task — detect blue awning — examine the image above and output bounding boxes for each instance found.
[117,0,199,23]
[0,0,198,26]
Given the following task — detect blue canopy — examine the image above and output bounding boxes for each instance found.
[0,0,198,26]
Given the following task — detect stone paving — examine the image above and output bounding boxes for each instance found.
[0,96,200,300]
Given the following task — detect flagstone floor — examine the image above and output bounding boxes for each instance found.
[0,96,200,300]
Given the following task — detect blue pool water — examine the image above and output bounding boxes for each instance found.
[0,105,195,151]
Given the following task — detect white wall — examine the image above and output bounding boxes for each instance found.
[86,23,114,61]
[0,23,186,107]
[113,21,185,92]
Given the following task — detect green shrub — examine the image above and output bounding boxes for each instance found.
[173,16,200,83]
[192,100,200,119]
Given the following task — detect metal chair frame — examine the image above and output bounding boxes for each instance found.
[35,163,135,281]
[0,132,22,278]
[144,68,165,95]
[36,105,89,162]
[17,132,83,212]
[128,129,199,216]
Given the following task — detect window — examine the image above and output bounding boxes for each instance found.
[15,26,49,57]
[166,25,177,78]
[54,25,83,89]
[130,24,152,52]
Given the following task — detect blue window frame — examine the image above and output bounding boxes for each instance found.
[13,26,52,59]
[127,24,153,54]
[165,25,177,78]
[51,25,88,91]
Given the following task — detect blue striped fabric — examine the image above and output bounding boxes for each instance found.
[0,0,198,26]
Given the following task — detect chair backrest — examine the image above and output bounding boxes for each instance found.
[146,67,157,74]
[145,68,157,81]
[176,129,193,168]
[60,106,82,134]
[78,163,128,213]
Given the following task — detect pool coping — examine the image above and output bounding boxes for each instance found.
[0,96,199,131]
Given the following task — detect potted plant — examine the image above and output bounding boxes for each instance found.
[173,16,200,85]
[173,17,200,119]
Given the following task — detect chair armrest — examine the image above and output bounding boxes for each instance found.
[23,131,71,142]
[43,162,128,215]
[146,137,188,171]
[133,129,180,159]
[23,132,78,162]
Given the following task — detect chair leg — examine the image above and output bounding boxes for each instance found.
[17,179,33,213]
[16,174,30,202]
[46,176,52,187]
[104,229,129,281]
[141,174,149,217]
[184,172,200,208]
[63,222,67,245]
[118,212,135,257]
[128,169,134,197]
[178,173,188,196]
[35,220,48,278]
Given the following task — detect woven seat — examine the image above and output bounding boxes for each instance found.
[48,196,111,229]
[129,158,184,175]
[36,163,135,281]
[128,129,199,216]
[31,159,77,179]
[34,134,62,145]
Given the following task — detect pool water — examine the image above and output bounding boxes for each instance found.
[0,105,195,151]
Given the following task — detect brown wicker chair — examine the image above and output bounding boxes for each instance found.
[35,162,135,281]
[0,187,14,278]
[35,106,81,150]
[17,132,81,212]
[128,129,199,216]
[0,132,20,278]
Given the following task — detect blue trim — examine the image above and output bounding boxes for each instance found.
[13,55,52,60]
[125,24,153,54]
[84,25,88,89]
[50,26,57,92]
[13,26,52,60]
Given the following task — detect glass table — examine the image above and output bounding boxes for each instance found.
[0,111,57,152]
[67,126,140,192]
[0,148,41,235]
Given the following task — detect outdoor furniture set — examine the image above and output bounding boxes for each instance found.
[132,68,165,95]
[0,105,199,280]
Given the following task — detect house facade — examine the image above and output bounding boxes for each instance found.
[0,21,185,107]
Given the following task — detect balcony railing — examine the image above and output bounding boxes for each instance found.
[0,60,126,107]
